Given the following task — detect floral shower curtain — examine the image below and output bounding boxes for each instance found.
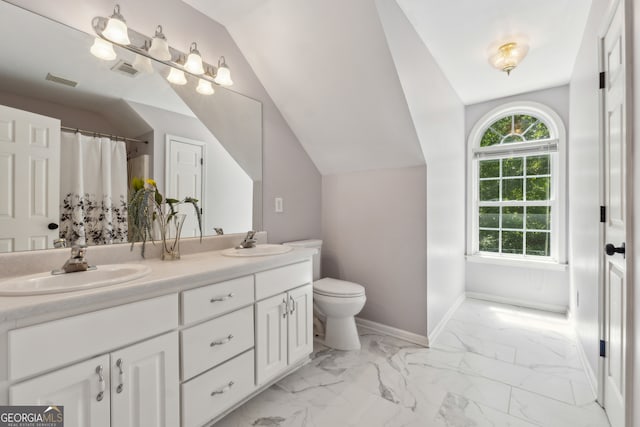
[59,132,128,246]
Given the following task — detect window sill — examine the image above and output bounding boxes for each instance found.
[466,254,568,271]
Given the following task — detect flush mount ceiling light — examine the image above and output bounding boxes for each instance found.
[184,42,205,75]
[196,78,215,95]
[489,42,529,75]
[90,37,117,61]
[102,4,131,45]
[148,25,171,61]
[213,56,233,86]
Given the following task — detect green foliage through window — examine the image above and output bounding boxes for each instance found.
[479,114,551,147]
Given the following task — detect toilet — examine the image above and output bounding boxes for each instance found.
[284,240,366,350]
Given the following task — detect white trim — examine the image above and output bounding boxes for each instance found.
[466,254,568,271]
[428,293,466,345]
[465,291,567,314]
[574,331,599,399]
[466,101,567,264]
[355,318,429,347]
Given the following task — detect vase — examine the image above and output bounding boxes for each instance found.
[160,213,186,260]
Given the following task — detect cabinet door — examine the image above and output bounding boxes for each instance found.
[110,331,179,427]
[10,354,110,427]
[288,285,314,364]
[256,293,288,385]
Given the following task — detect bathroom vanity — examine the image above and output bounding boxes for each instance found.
[0,246,314,427]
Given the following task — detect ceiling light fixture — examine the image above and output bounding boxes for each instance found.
[184,42,205,75]
[102,4,131,45]
[148,25,171,61]
[213,56,233,86]
[90,37,117,61]
[489,42,529,76]
[196,79,215,95]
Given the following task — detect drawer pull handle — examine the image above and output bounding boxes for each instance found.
[280,298,288,318]
[210,334,234,347]
[289,296,296,315]
[210,293,235,303]
[211,381,234,396]
[116,358,125,393]
[96,365,105,402]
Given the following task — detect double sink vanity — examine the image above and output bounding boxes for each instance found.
[0,240,315,427]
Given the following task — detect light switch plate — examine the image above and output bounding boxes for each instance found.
[275,197,283,213]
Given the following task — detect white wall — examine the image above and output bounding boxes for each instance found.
[322,166,427,336]
[464,86,571,311]
[567,0,613,380]
[8,0,322,243]
[127,101,253,235]
[375,0,466,337]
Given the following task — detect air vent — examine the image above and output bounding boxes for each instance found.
[45,73,78,88]
[111,60,139,77]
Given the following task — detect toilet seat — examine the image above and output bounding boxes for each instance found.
[313,278,365,298]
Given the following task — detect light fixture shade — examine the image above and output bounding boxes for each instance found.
[90,37,117,61]
[167,68,187,85]
[490,42,529,75]
[214,56,233,86]
[196,79,215,95]
[133,54,154,74]
[102,5,131,45]
[184,42,205,75]
[148,26,171,61]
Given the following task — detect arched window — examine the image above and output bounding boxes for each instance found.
[468,102,566,262]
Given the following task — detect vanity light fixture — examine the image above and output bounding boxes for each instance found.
[213,56,233,86]
[132,54,154,74]
[184,42,205,75]
[490,42,529,75]
[196,78,215,95]
[101,4,131,45]
[167,67,187,85]
[90,37,117,61]
[148,25,171,61]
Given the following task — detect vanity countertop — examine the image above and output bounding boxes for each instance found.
[0,247,316,325]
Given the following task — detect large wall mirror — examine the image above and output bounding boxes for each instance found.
[0,1,263,253]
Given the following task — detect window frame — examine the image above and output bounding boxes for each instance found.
[467,101,567,264]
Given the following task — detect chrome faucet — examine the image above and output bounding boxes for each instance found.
[52,245,96,275]
[236,230,257,249]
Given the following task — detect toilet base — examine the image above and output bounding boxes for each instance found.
[324,316,361,350]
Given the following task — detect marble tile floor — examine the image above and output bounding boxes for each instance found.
[215,298,610,427]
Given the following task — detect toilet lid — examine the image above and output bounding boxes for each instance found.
[313,278,365,297]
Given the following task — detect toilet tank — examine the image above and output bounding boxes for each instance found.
[283,239,322,281]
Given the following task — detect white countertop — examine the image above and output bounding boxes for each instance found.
[0,247,315,325]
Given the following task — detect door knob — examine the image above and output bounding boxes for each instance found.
[48,223,59,230]
[605,243,625,257]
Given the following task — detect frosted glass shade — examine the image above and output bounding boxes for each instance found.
[489,42,529,75]
[196,79,214,95]
[185,52,205,75]
[149,37,171,61]
[167,68,187,85]
[214,65,233,86]
[102,17,130,45]
[90,38,117,61]
[133,54,153,74]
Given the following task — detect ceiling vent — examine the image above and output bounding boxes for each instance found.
[111,60,140,77]
[45,73,78,88]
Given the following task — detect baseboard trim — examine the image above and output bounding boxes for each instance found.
[355,317,429,347]
[428,293,466,345]
[465,291,567,314]
[574,332,598,398]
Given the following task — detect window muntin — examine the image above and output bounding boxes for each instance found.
[474,112,557,259]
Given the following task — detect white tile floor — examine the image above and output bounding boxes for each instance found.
[215,298,610,426]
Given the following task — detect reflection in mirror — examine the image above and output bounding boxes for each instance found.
[0,1,262,253]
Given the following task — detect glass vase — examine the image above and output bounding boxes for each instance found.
[160,213,186,260]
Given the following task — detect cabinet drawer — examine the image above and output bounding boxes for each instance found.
[9,294,178,381]
[181,350,255,427]
[181,306,254,381]
[255,261,312,300]
[181,276,254,325]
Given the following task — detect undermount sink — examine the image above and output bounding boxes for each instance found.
[0,264,151,296]
[221,244,293,257]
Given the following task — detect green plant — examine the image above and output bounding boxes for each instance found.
[128,177,202,257]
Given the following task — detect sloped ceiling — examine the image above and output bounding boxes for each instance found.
[184,0,592,173]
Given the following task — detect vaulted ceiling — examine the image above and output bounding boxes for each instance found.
[184,0,593,174]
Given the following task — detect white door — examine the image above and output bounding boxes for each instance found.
[10,354,110,427]
[256,293,288,385]
[110,332,179,427]
[166,135,204,238]
[288,285,313,364]
[0,105,60,252]
[601,1,630,426]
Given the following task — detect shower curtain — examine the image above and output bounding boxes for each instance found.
[59,132,128,246]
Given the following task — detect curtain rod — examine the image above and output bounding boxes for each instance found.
[61,126,148,144]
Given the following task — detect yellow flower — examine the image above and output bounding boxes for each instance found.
[146,178,157,187]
